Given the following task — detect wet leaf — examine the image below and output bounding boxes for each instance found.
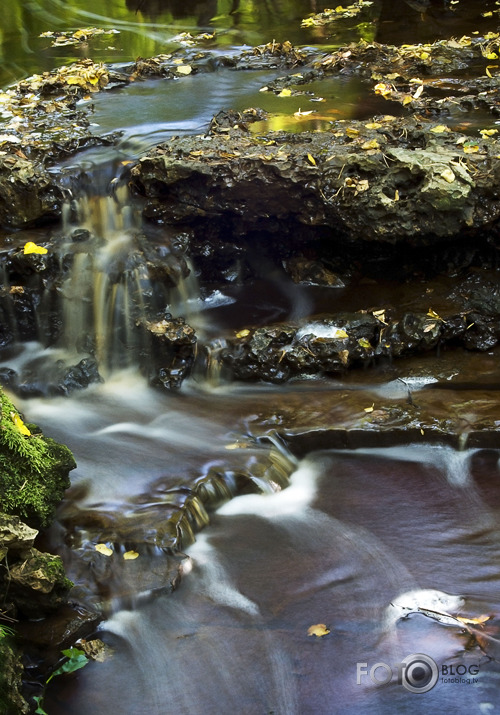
[361,139,379,150]
[365,122,382,129]
[358,338,371,348]
[294,109,314,117]
[430,125,450,134]
[364,404,375,413]
[307,153,317,166]
[278,88,292,97]
[463,142,479,153]
[427,308,443,321]
[0,134,21,144]
[10,412,31,436]
[95,544,113,556]
[123,550,139,560]
[176,65,192,75]
[235,329,250,338]
[334,329,349,338]
[23,241,48,255]
[480,128,498,137]
[372,309,387,324]
[345,127,360,137]
[423,322,437,332]
[307,623,330,637]
[455,614,492,625]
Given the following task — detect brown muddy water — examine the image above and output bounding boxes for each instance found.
[2,1,500,713]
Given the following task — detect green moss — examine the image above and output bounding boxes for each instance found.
[0,636,28,714]
[0,388,76,528]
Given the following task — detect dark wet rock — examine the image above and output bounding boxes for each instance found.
[208,107,269,134]
[129,117,500,247]
[138,314,197,390]
[0,156,63,228]
[283,255,346,287]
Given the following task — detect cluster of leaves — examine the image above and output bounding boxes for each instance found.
[39,28,119,48]
[301,1,373,27]
[171,31,216,47]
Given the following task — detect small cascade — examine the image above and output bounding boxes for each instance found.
[52,169,202,382]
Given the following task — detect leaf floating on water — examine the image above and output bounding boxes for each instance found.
[123,550,139,560]
[455,614,492,625]
[307,623,330,637]
[95,544,113,556]
[23,242,47,255]
[10,412,31,436]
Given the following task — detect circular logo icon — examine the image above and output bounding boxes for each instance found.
[401,653,439,694]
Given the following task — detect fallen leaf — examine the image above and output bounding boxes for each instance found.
[427,308,443,321]
[10,412,31,436]
[278,88,292,97]
[413,84,424,99]
[176,65,192,75]
[307,153,317,166]
[456,614,492,625]
[430,125,449,134]
[23,241,48,255]
[364,404,375,413]
[358,338,372,348]
[123,550,139,560]
[361,139,380,150]
[235,329,250,338]
[307,623,330,637]
[95,544,113,556]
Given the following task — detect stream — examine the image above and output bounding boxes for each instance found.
[2,1,500,713]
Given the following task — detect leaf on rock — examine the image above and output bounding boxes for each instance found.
[307,623,330,637]
[95,544,113,556]
[23,241,47,255]
[10,412,31,436]
[364,404,375,413]
[123,550,139,560]
[455,614,492,626]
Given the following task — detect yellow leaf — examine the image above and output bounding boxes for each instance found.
[394,189,399,201]
[365,122,382,129]
[480,128,498,137]
[430,125,449,134]
[456,614,492,625]
[402,95,413,105]
[235,329,250,338]
[463,144,479,154]
[307,623,330,637]
[420,428,425,436]
[420,52,430,60]
[345,127,360,137]
[123,550,139,560]
[364,404,374,413]
[427,308,443,321]
[361,139,379,150]
[333,329,349,338]
[95,544,113,556]
[176,65,192,75]
[10,412,31,436]
[278,88,292,97]
[372,309,387,324]
[358,338,371,348]
[23,242,48,255]
[307,153,317,166]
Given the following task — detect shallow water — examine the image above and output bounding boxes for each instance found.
[2,1,500,713]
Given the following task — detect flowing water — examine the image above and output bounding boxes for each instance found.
[2,1,500,713]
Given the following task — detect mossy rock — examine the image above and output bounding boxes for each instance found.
[0,388,76,528]
[0,635,29,714]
